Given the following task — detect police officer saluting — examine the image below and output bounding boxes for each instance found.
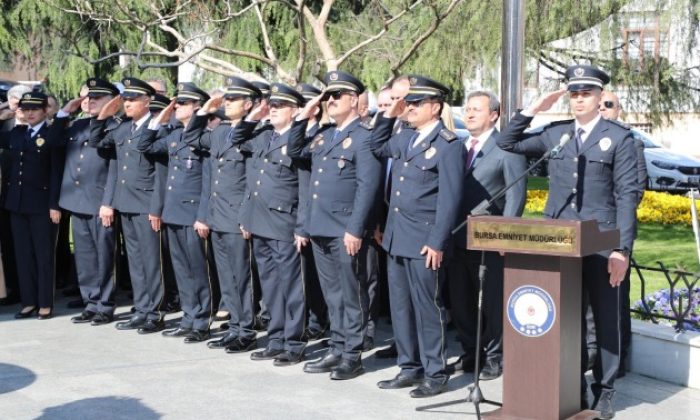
[0,91,63,320]
[89,78,166,334]
[53,78,120,325]
[289,71,381,380]
[138,83,214,343]
[237,83,309,366]
[181,76,263,352]
[370,76,466,398]
[497,65,638,419]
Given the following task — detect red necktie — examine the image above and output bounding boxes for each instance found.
[466,138,479,168]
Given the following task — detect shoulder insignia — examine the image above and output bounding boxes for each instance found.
[360,121,373,130]
[220,120,233,125]
[439,128,457,142]
[545,119,575,128]
[607,119,631,130]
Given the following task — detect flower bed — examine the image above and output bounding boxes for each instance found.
[632,287,700,332]
[525,190,700,225]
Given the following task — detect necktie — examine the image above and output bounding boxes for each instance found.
[131,122,137,134]
[575,127,585,153]
[266,131,279,153]
[466,138,479,168]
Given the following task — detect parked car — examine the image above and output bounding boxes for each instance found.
[525,125,700,192]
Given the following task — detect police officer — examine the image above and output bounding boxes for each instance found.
[290,71,381,380]
[238,83,309,366]
[0,91,63,320]
[498,65,638,419]
[371,76,466,398]
[181,76,262,353]
[296,82,329,342]
[138,82,214,343]
[53,78,120,326]
[89,77,166,334]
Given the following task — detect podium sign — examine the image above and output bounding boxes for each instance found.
[467,216,619,420]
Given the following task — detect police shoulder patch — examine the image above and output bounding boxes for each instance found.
[439,128,457,142]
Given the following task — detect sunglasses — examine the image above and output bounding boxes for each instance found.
[603,101,617,109]
[176,99,196,105]
[405,98,438,107]
[324,90,352,100]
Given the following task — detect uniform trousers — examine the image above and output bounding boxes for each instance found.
[252,235,306,355]
[581,253,622,397]
[363,239,382,339]
[166,224,212,331]
[120,212,164,321]
[312,237,368,361]
[446,247,503,360]
[302,245,328,335]
[71,213,116,315]
[10,212,57,308]
[211,230,255,340]
[388,255,448,382]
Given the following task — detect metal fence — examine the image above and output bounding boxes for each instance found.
[630,258,700,332]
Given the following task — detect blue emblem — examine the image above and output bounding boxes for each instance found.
[507,285,556,338]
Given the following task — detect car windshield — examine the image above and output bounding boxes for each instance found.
[631,130,661,148]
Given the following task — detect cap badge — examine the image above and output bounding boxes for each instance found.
[574,67,585,77]
[409,77,418,85]
[178,83,184,90]
[124,79,131,86]
[89,80,97,87]
[329,72,338,81]
[296,85,303,92]
[342,137,352,149]
[271,86,279,92]
[23,93,31,99]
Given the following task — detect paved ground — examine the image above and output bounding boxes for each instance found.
[1,296,699,419]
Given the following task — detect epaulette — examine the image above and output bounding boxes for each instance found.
[439,128,457,142]
[544,119,574,128]
[607,119,630,130]
[360,120,373,130]
[220,120,233,126]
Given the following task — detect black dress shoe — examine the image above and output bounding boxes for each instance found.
[250,347,284,361]
[184,329,211,343]
[363,336,375,352]
[446,353,476,375]
[37,308,53,320]
[375,343,398,359]
[303,352,341,373]
[71,310,96,324]
[592,389,615,420]
[409,379,448,398]
[207,332,238,349]
[14,307,37,319]
[330,358,364,380]
[137,319,166,334]
[66,299,85,309]
[273,351,304,366]
[377,374,423,389]
[479,358,502,381]
[116,317,147,330]
[91,312,114,326]
[225,338,258,353]
[162,327,192,337]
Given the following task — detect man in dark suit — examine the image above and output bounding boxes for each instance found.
[181,77,262,352]
[289,71,381,380]
[371,76,466,398]
[138,83,214,343]
[0,91,64,319]
[497,65,639,419]
[238,84,309,366]
[89,77,166,335]
[448,90,527,380]
[53,78,120,326]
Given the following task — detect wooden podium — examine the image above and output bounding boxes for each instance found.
[466,216,619,420]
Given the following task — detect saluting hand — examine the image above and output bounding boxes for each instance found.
[248,99,269,121]
[155,99,176,126]
[97,96,123,120]
[421,245,443,271]
[524,88,567,115]
[386,98,406,119]
[62,96,85,114]
[298,93,324,121]
[608,251,629,287]
[201,95,224,114]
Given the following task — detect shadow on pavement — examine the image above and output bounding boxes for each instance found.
[34,396,161,420]
[0,363,36,395]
